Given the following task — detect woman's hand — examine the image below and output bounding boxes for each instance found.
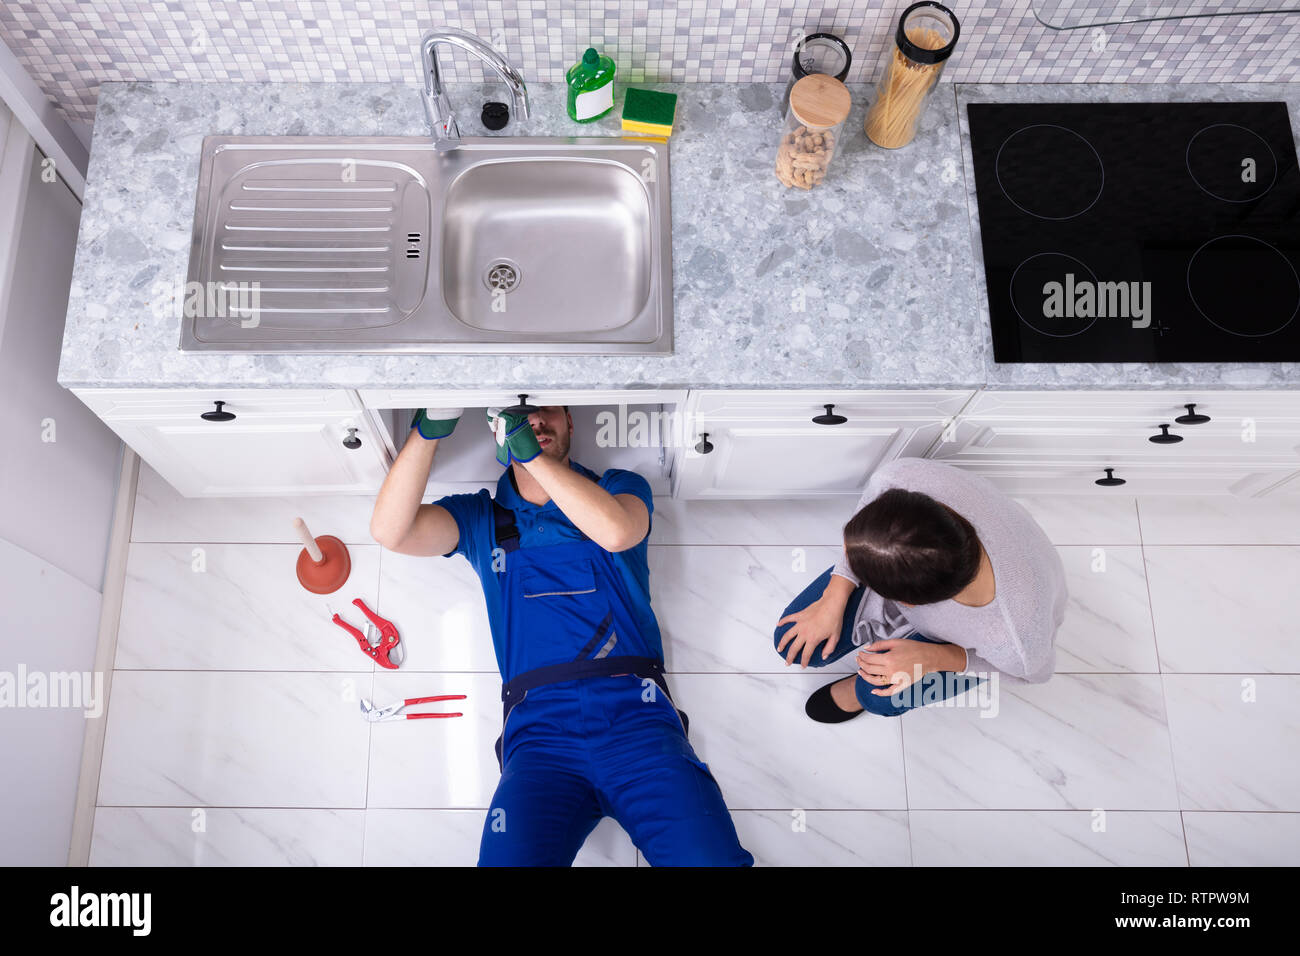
[776,596,844,668]
[857,639,946,696]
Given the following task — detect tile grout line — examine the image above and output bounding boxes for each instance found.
[91,805,1298,813]
[104,668,1300,676]
[128,540,1300,547]
[1135,498,1191,855]
[360,547,384,867]
[361,668,375,867]
[900,715,915,867]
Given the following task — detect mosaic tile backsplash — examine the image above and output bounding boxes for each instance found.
[3,1,1299,124]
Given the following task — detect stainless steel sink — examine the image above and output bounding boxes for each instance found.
[181,136,672,353]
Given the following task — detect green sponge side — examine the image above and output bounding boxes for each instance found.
[622,87,678,126]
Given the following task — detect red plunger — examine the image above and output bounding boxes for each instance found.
[293,516,351,594]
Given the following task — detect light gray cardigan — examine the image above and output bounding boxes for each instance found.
[832,458,1067,685]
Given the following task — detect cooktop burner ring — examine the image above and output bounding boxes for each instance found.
[1186,234,1300,338]
[994,124,1105,221]
[1185,123,1278,204]
[1010,251,1101,338]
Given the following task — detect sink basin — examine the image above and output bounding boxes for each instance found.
[181,136,672,353]
[441,157,652,335]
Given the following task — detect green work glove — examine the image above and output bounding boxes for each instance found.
[486,407,541,466]
[411,407,463,440]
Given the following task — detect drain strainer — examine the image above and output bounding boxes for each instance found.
[483,259,522,293]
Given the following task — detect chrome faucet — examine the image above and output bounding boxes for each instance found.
[418,28,530,142]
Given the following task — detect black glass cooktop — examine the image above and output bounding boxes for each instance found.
[968,102,1300,363]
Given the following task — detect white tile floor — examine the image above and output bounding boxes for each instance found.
[88,463,1300,866]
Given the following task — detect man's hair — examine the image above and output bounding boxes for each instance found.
[842,489,982,605]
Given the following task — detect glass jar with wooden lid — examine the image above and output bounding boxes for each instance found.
[775,73,852,190]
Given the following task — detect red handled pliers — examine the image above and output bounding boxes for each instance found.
[359,695,466,721]
[331,598,404,669]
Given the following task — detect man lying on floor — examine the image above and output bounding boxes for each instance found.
[774,457,1067,720]
[371,405,752,866]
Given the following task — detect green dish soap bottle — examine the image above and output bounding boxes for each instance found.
[566,47,616,123]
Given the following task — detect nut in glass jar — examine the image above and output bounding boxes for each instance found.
[776,125,836,189]
[775,73,851,190]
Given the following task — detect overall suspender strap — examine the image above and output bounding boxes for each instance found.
[492,499,520,553]
[494,659,690,772]
[492,497,590,553]
[501,655,670,702]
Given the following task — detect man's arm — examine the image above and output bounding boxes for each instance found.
[521,455,648,552]
[370,430,460,557]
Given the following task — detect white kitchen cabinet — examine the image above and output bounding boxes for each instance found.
[931,390,1300,496]
[73,387,360,419]
[958,389,1300,423]
[675,390,974,498]
[71,388,388,497]
[946,460,1300,497]
[68,385,1300,499]
[1260,470,1300,495]
[357,387,684,412]
[933,421,1300,464]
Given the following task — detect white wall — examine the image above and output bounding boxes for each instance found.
[0,101,123,865]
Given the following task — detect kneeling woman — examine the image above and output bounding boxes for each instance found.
[774,457,1067,721]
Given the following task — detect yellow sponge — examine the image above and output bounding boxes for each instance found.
[621,88,677,136]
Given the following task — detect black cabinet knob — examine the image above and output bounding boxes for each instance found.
[1175,403,1211,425]
[812,403,847,425]
[501,393,540,415]
[342,427,361,450]
[200,400,236,422]
[1095,468,1126,487]
[1149,423,1183,444]
[694,433,714,455]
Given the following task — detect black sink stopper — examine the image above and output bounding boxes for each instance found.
[482,101,510,131]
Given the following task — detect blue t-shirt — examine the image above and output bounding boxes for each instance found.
[434,461,661,676]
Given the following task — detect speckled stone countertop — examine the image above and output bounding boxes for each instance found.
[58,79,1300,390]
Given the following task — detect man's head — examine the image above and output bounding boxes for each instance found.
[512,405,573,468]
[842,489,982,606]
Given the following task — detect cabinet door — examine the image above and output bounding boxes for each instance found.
[691,390,974,423]
[1261,471,1300,495]
[73,387,359,418]
[961,389,1300,423]
[947,460,1300,497]
[931,419,1300,464]
[102,411,389,497]
[677,420,944,498]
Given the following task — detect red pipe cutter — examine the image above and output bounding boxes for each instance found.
[331,598,404,669]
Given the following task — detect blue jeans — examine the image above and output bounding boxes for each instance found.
[773,567,986,717]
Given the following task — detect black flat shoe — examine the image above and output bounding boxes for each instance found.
[805,677,866,723]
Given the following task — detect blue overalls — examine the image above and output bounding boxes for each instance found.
[434,462,753,867]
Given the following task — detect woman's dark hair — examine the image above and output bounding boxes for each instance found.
[842,489,982,605]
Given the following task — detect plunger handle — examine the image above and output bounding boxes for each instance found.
[294,517,324,564]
